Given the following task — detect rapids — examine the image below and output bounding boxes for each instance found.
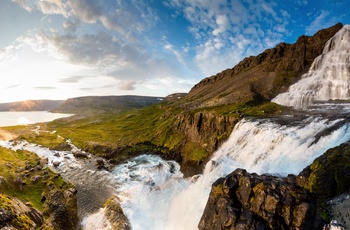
[1,25,350,229]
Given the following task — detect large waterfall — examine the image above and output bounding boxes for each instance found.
[1,25,350,230]
[272,25,350,109]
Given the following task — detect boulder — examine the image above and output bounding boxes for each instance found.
[41,189,78,230]
[103,196,131,230]
[199,169,318,230]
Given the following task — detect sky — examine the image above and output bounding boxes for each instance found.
[0,0,349,103]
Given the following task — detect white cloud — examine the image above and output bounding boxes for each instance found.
[63,21,77,32]
[304,10,341,35]
[118,80,137,91]
[12,0,33,12]
[165,0,291,76]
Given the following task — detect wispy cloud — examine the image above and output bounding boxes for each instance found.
[33,86,56,90]
[164,0,291,76]
[305,10,340,35]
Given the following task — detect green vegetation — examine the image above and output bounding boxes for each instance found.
[2,100,283,168]
[0,147,72,212]
[273,70,298,93]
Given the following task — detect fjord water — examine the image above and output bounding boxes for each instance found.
[0,111,72,127]
[1,25,350,229]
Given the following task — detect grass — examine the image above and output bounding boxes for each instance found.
[0,147,72,212]
[2,100,283,166]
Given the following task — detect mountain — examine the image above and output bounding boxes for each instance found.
[0,100,64,111]
[52,95,164,114]
[181,22,343,109]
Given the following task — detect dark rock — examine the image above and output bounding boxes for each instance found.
[31,175,42,183]
[0,208,14,224]
[52,161,61,167]
[199,169,318,230]
[41,189,78,230]
[104,196,131,230]
[73,151,88,158]
[185,23,343,109]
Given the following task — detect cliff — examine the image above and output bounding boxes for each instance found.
[199,141,350,229]
[183,22,343,109]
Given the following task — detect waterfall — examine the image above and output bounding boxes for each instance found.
[272,25,350,109]
[2,25,350,230]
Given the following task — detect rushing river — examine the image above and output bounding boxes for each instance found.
[1,25,350,230]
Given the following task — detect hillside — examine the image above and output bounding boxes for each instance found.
[0,100,64,111]
[181,22,343,109]
[52,95,164,114]
[4,23,343,178]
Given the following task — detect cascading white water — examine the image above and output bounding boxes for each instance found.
[2,25,350,230]
[272,25,350,109]
[109,115,350,230]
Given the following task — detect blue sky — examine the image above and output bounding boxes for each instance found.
[0,0,349,103]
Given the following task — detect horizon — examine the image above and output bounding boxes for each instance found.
[1,1,350,103]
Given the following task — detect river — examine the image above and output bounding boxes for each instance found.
[1,24,350,230]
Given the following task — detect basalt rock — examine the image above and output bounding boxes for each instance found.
[174,112,239,176]
[185,23,343,109]
[41,188,78,230]
[104,196,131,230]
[199,169,318,230]
[0,194,43,230]
[199,141,350,230]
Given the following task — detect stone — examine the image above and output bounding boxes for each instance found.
[199,169,318,230]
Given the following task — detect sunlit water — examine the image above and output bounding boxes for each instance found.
[1,25,350,230]
[0,111,73,127]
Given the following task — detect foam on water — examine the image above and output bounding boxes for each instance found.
[103,115,350,230]
[272,25,350,109]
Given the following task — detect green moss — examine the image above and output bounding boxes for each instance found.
[0,147,73,212]
[273,70,298,92]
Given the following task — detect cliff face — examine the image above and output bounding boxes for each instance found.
[174,112,239,175]
[183,23,343,109]
[199,141,350,229]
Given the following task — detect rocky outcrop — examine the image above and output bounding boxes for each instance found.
[199,141,350,229]
[103,196,131,230]
[41,188,78,230]
[198,169,319,230]
[185,23,343,109]
[0,194,43,230]
[174,112,239,175]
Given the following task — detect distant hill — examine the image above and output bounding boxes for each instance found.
[52,95,164,114]
[0,100,64,111]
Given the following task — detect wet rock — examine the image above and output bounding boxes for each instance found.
[104,196,131,230]
[199,169,318,230]
[41,189,78,230]
[96,157,107,169]
[73,151,88,158]
[52,161,61,167]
